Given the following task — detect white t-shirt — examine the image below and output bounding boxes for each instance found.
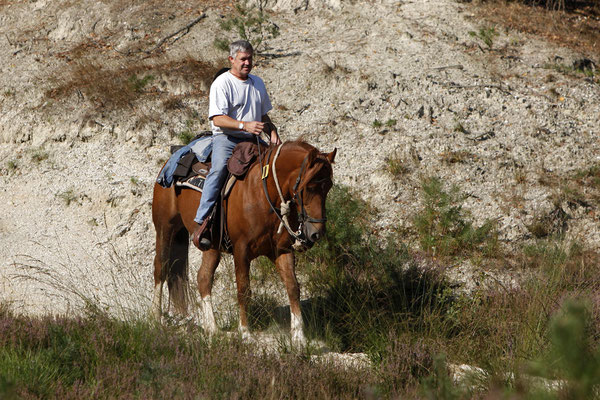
[208,71,273,139]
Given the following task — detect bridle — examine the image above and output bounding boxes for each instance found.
[257,140,328,249]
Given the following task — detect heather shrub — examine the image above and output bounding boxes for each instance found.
[0,306,380,399]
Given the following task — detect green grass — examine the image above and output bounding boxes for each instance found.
[178,119,199,145]
[30,149,49,163]
[128,74,154,93]
[5,160,18,173]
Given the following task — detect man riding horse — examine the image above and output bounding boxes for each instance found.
[152,39,336,345]
[192,40,281,250]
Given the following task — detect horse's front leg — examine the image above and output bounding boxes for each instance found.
[275,252,307,347]
[233,245,252,340]
[197,249,221,336]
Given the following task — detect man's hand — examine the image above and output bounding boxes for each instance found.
[270,130,281,146]
[243,121,264,135]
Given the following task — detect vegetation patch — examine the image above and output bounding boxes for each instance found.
[440,150,476,164]
[475,0,600,58]
[539,165,600,210]
[46,57,220,112]
[0,308,378,399]
[5,184,600,397]
[213,0,280,53]
[385,151,410,178]
[468,26,498,48]
[413,177,498,258]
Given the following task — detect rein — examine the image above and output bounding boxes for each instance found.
[256,138,326,249]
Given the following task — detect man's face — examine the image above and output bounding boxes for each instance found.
[229,51,253,79]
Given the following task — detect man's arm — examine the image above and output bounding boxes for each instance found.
[261,114,281,145]
[211,114,280,145]
[211,114,264,135]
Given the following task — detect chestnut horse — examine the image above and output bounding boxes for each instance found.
[152,140,336,345]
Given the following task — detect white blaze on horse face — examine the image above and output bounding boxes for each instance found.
[290,311,307,347]
[152,283,163,321]
[201,295,218,335]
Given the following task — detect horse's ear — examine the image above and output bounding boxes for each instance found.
[324,148,337,163]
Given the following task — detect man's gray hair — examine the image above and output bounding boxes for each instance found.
[229,40,254,58]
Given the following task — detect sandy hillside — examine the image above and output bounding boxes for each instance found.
[0,0,599,323]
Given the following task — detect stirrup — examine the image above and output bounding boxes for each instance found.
[192,219,211,250]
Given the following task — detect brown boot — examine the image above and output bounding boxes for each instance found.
[192,219,211,251]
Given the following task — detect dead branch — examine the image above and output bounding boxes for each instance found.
[443,82,511,95]
[145,13,206,54]
[430,64,464,71]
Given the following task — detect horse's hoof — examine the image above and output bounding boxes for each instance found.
[291,333,307,348]
[238,326,252,342]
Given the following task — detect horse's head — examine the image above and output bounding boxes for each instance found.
[285,143,336,249]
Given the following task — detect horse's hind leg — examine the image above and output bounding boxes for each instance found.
[152,230,168,321]
[233,245,252,339]
[153,227,190,320]
[275,252,307,347]
[197,249,221,335]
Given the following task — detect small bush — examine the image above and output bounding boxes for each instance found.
[30,149,49,163]
[574,162,600,189]
[440,150,475,164]
[529,300,600,398]
[5,160,18,173]
[413,177,498,258]
[57,189,79,206]
[468,26,498,48]
[214,1,280,54]
[178,119,198,145]
[128,74,154,93]
[385,152,410,178]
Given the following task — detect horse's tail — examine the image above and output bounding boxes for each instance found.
[153,183,192,317]
[164,227,191,315]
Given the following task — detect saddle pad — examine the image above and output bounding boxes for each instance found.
[176,175,206,192]
[175,174,237,196]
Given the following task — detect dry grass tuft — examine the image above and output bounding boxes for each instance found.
[46,57,220,112]
[476,0,600,57]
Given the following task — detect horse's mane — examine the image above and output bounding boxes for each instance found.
[283,139,315,152]
[282,140,334,183]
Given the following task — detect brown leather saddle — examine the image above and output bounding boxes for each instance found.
[172,141,261,253]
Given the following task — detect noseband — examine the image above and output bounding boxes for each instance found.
[258,141,327,249]
[290,154,328,225]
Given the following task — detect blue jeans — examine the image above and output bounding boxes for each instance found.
[194,134,249,224]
